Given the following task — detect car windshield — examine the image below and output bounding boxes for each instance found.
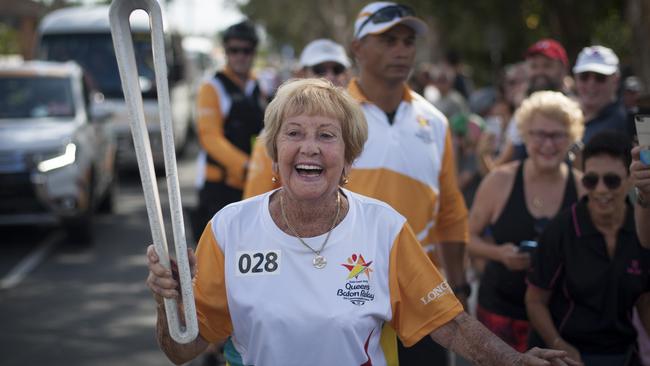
[39,33,155,99]
[0,75,75,119]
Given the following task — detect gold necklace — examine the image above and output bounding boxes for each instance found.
[280,190,341,269]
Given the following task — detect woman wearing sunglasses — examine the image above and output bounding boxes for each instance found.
[469,91,585,352]
[526,131,650,366]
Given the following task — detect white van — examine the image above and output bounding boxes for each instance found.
[36,5,192,168]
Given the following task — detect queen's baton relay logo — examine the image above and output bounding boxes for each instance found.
[337,253,375,306]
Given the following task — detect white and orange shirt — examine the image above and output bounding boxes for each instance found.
[193,189,463,366]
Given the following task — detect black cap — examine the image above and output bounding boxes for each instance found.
[222,20,258,47]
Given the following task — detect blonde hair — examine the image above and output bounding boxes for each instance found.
[515,91,584,143]
[262,78,368,164]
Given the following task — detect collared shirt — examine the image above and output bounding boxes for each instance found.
[345,79,468,246]
[528,197,650,354]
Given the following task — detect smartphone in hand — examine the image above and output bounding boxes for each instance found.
[635,114,650,164]
[519,240,538,254]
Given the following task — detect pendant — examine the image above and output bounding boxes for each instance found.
[313,255,327,269]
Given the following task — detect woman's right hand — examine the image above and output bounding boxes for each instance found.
[146,244,196,303]
[498,243,531,271]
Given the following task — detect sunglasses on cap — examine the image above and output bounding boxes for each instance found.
[577,72,607,83]
[311,63,346,76]
[581,172,623,190]
[226,46,255,56]
[355,4,415,38]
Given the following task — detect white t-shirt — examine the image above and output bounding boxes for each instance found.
[193,189,463,366]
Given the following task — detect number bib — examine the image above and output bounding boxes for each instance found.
[235,250,281,276]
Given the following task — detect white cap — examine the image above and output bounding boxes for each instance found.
[353,2,428,40]
[573,45,619,75]
[299,39,351,68]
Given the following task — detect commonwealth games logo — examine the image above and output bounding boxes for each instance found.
[337,253,375,306]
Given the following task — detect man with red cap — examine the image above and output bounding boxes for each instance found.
[524,39,570,94]
[498,39,571,164]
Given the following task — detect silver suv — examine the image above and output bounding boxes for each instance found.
[0,60,117,243]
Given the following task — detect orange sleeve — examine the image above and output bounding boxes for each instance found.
[196,82,249,189]
[193,223,232,343]
[430,128,469,243]
[243,140,281,198]
[389,223,464,346]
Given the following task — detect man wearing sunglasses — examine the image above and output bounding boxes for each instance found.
[193,19,265,366]
[298,38,351,87]
[573,45,628,145]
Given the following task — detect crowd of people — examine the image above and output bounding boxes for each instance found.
[144,1,650,365]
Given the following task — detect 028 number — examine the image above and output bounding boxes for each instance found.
[236,250,280,276]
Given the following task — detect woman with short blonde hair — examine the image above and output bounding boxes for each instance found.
[469,90,586,352]
[262,78,367,166]
[515,90,584,145]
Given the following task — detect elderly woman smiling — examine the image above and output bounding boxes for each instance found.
[146,79,576,366]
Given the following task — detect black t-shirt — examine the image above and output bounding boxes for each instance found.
[478,161,577,320]
[528,197,650,354]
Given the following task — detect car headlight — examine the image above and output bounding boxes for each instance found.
[37,143,77,172]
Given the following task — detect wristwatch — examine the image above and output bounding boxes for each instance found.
[637,187,650,209]
[452,283,472,298]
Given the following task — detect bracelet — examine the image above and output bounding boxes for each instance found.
[452,283,472,297]
[637,187,650,209]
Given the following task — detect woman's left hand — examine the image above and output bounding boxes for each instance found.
[520,347,583,366]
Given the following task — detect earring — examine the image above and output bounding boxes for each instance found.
[271,176,278,183]
[342,176,349,185]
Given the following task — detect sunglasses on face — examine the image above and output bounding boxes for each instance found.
[577,72,607,83]
[528,129,569,144]
[581,172,623,190]
[311,63,346,76]
[355,4,415,38]
[226,46,254,56]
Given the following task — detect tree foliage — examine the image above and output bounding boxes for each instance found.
[232,0,646,86]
